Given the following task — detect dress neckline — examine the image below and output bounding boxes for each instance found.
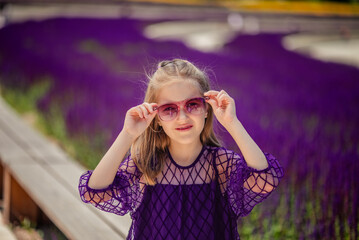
[167,145,206,169]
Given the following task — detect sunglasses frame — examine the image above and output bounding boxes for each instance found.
[153,96,210,121]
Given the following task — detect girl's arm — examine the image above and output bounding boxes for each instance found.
[215,147,283,217]
[204,90,279,193]
[225,119,276,193]
[225,119,268,170]
[207,90,284,218]
[87,102,158,190]
[87,130,135,189]
[204,90,267,169]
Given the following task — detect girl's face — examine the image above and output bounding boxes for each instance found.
[156,80,207,146]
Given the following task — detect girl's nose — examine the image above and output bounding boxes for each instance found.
[177,108,189,120]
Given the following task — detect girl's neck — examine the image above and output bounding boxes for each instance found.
[168,140,203,166]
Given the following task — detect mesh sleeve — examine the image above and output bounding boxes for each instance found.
[78,154,141,216]
[216,147,284,218]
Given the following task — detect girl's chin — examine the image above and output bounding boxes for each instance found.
[163,126,205,144]
[168,135,202,146]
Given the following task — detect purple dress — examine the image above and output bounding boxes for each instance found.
[78,145,284,240]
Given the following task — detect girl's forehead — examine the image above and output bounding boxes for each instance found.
[156,80,201,104]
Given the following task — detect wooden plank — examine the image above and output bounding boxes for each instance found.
[96,210,132,237]
[45,162,90,195]
[0,129,25,156]
[8,163,124,240]
[45,162,132,237]
[0,113,49,148]
[25,144,71,165]
[0,115,55,155]
[0,134,129,238]
[0,98,130,238]
[0,130,38,166]
[0,116,71,165]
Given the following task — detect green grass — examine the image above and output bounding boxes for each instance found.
[238,190,298,239]
[1,76,52,114]
[0,77,105,169]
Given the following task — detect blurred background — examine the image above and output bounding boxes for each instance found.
[0,0,358,239]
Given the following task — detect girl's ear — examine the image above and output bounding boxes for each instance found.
[205,111,208,118]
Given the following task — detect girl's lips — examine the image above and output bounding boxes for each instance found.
[175,125,193,131]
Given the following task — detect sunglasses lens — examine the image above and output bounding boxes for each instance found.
[186,98,205,114]
[157,98,206,121]
[158,104,178,121]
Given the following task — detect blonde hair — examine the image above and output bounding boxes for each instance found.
[131,59,221,185]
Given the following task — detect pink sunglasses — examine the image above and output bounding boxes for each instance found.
[153,96,210,121]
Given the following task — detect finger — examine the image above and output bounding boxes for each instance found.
[217,90,227,99]
[206,98,219,110]
[216,91,224,107]
[218,95,228,108]
[134,107,143,119]
[139,105,148,118]
[204,90,219,99]
[144,103,158,122]
[143,102,154,113]
[216,90,227,100]
[218,90,230,107]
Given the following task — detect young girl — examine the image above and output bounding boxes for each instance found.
[78,59,284,240]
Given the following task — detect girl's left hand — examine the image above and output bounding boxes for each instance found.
[204,90,238,129]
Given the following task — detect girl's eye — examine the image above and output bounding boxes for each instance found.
[162,106,177,112]
[188,102,199,107]
[186,101,201,109]
[188,104,199,109]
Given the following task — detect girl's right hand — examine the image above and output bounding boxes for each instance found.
[122,102,158,140]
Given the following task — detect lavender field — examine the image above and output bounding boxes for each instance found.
[0,17,358,239]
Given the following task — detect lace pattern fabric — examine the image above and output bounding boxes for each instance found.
[78,145,284,239]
